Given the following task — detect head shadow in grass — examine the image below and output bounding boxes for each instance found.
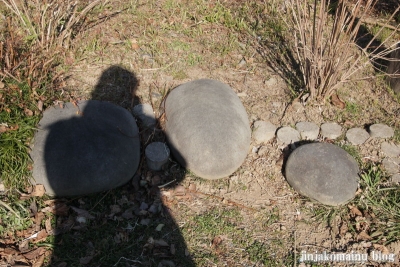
[42,65,194,266]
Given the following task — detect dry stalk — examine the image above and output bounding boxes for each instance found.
[285,0,400,101]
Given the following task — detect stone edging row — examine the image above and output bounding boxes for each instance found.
[252,121,400,183]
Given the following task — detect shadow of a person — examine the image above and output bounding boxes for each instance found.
[44,65,195,267]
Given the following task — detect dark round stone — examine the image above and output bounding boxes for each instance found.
[31,100,140,196]
[285,143,359,206]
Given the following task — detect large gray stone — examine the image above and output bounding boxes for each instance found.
[164,79,251,179]
[285,143,359,206]
[31,100,140,196]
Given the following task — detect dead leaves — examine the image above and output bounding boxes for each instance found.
[331,93,345,109]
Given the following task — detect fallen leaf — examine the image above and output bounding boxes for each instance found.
[18,239,30,252]
[31,185,46,197]
[331,93,345,109]
[29,201,38,217]
[373,244,390,254]
[109,205,121,214]
[32,229,48,243]
[211,236,223,249]
[130,38,140,50]
[349,205,362,217]
[154,239,169,247]
[188,183,196,192]
[357,231,372,241]
[70,206,95,219]
[23,247,46,260]
[24,108,33,116]
[37,100,43,111]
[45,217,53,234]
[339,222,348,236]
[174,185,186,196]
[35,212,45,231]
[32,254,46,267]
[79,255,93,265]
[155,224,164,232]
[41,202,69,216]
[0,125,8,133]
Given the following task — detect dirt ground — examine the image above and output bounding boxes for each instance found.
[44,0,400,266]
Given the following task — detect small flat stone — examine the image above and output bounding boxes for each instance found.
[132,103,156,128]
[382,158,400,175]
[381,142,400,157]
[292,102,304,113]
[276,126,300,145]
[321,122,342,140]
[346,128,370,145]
[296,122,319,140]
[145,142,170,171]
[369,123,394,138]
[285,143,359,206]
[252,121,277,143]
[391,174,400,184]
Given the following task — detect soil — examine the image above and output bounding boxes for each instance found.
[54,0,400,266]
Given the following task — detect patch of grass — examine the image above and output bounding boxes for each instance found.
[172,70,188,80]
[357,167,400,244]
[187,53,203,66]
[338,143,362,164]
[345,102,360,116]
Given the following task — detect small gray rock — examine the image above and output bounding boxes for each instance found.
[382,158,400,175]
[145,142,170,171]
[165,79,251,180]
[381,142,400,157]
[296,122,319,140]
[132,103,157,128]
[276,126,300,145]
[292,102,304,113]
[391,174,400,184]
[321,122,342,140]
[31,100,140,196]
[346,128,370,145]
[369,123,394,138]
[252,121,277,143]
[285,143,359,206]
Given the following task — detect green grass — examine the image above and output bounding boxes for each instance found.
[0,81,41,189]
[180,207,293,266]
[357,167,400,244]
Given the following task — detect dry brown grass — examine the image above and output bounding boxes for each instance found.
[285,0,400,101]
[0,0,102,90]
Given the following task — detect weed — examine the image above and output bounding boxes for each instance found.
[283,0,400,101]
[358,167,400,244]
[338,143,361,164]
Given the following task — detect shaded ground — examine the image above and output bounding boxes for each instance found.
[1,0,400,266]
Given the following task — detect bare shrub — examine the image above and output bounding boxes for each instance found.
[284,0,400,101]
